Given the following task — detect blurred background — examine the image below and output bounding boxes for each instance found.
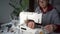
[0,0,60,25]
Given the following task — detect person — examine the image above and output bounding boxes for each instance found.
[35,0,60,33]
[25,19,35,29]
[25,19,47,34]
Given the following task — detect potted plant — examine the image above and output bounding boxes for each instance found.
[9,0,29,20]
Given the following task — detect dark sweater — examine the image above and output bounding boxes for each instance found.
[35,6,60,33]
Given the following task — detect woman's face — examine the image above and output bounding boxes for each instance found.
[27,21,35,29]
[38,0,48,8]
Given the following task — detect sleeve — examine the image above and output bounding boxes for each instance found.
[51,9,60,25]
[51,9,60,33]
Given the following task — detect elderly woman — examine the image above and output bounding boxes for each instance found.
[35,0,60,33]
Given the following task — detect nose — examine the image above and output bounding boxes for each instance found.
[41,1,44,3]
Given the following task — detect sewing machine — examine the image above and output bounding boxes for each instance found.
[19,11,48,34]
[19,11,42,25]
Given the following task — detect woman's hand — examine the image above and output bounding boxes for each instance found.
[44,24,57,33]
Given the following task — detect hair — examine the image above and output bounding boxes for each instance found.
[37,0,49,6]
[25,19,35,26]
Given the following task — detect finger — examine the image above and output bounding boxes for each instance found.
[44,25,50,29]
[44,25,53,32]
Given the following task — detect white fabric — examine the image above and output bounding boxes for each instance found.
[20,25,48,34]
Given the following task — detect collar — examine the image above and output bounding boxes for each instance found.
[39,4,53,14]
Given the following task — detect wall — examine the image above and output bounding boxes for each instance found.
[0,0,14,23]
